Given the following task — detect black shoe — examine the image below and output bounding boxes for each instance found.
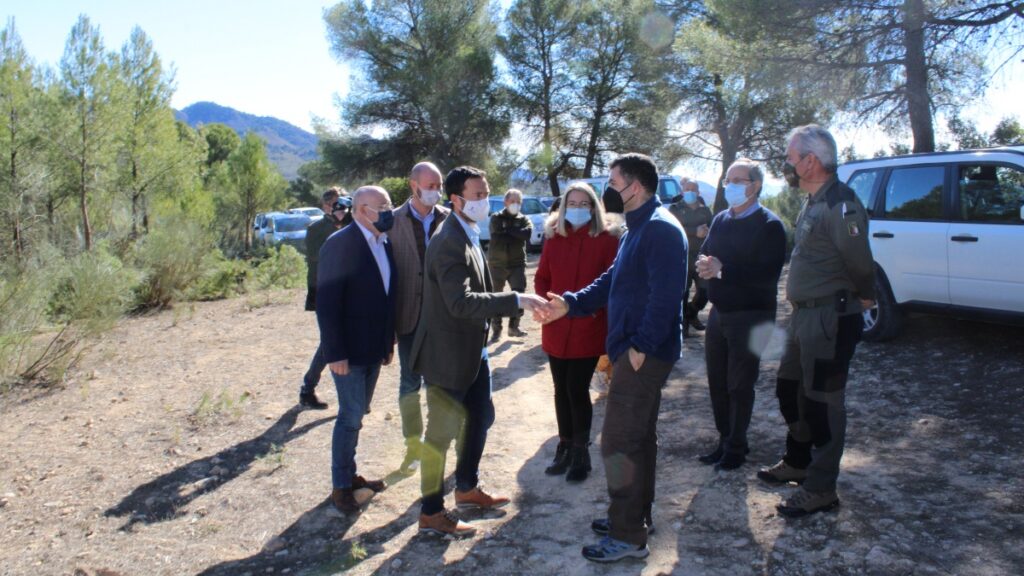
[715,451,746,471]
[489,326,502,344]
[299,390,328,410]
[690,317,706,331]
[565,445,591,483]
[697,445,723,465]
[591,517,656,536]
[544,441,570,475]
[509,326,528,338]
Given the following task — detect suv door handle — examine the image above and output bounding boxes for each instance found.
[872,232,894,238]
[950,235,978,243]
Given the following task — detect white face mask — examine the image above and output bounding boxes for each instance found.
[419,187,441,207]
[461,196,490,223]
[724,183,749,208]
[507,203,521,215]
[565,208,592,228]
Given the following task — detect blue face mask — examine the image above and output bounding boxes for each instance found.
[565,208,592,228]
[372,209,394,233]
[724,183,749,208]
[683,191,698,204]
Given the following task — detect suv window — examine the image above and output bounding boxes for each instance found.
[958,164,1024,224]
[659,178,680,202]
[847,169,882,215]
[521,198,544,215]
[882,166,944,220]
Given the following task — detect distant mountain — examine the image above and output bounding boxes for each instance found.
[176,101,318,181]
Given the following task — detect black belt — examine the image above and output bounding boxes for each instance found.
[790,297,831,309]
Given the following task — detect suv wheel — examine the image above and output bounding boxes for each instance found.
[862,267,902,342]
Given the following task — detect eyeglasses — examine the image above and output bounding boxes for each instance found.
[721,178,752,187]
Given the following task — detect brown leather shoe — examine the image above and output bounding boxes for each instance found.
[418,509,476,538]
[331,488,360,515]
[454,486,510,510]
[351,474,387,493]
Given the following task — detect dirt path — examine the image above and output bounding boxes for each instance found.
[2,260,1022,576]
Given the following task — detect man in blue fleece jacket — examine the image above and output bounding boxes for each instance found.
[541,153,687,563]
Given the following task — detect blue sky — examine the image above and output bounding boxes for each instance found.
[4,1,1021,187]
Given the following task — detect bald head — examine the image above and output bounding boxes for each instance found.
[409,161,443,213]
[352,186,392,235]
[410,162,442,181]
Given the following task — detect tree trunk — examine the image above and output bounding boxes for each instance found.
[80,162,92,251]
[903,0,935,153]
[582,105,604,177]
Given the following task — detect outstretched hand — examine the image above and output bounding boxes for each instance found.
[533,292,569,324]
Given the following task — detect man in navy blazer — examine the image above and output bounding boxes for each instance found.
[316,185,397,515]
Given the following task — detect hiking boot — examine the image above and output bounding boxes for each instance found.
[544,441,570,476]
[565,445,591,483]
[488,326,502,344]
[299,390,328,410]
[455,486,510,510]
[330,488,359,515]
[418,509,476,538]
[351,474,386,493]
[757,460,808,485]
[582,536,649,563]
[715,451,746,471]
[590,517,655,536]
[777,487,840,518]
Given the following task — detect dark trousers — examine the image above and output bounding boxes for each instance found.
[684,268,708,321]
[420,359,495,515]
[549,355,599,447]
[705,308,775,455]
[603,354,673,547]
[302,342,326,393]
[489,265,526,329]
[397,330,424,448]
[777,313,862,492]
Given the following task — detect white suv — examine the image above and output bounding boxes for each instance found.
[836,146,1024,341]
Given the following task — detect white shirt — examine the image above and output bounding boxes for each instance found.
[355,221,391,295]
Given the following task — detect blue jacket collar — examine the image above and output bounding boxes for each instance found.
[625,194,661,229]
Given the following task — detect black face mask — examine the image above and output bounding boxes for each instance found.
[372,209,395,233]
[782,160,801,188]
[602,185,624,214]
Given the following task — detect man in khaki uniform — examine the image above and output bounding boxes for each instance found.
[757,125,875,518]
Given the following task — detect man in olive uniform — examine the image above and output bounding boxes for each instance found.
[757,125,875,518]
[488,188,533,341]
[669,180,713,336]
[300,187,351,409]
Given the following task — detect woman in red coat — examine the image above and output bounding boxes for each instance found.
[535,182,621,482]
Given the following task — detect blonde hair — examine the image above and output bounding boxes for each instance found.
[547,183,607,238]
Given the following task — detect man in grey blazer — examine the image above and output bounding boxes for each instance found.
[411,166,547,538]
[389,161,450,472]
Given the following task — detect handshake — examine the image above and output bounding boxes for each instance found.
[518,292,569,324]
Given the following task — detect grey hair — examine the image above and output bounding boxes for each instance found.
[504,188,523,202]
[787,124,838,173]
[352,185,389,208]
[729,158,764,183]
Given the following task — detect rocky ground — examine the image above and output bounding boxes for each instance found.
[1,258,1022,576]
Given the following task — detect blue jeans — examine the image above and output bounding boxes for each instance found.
[331,363,381,489]
[397,331,424,445]
[302,343,326,393]
[420,359,495,515]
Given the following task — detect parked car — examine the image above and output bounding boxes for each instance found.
[478,196,546,252]
[563,175,685,205]
[259,212,313,253]
[289,206,324,221]
[836,146,1024,341]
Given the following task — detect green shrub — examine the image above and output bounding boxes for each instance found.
[250,244,306,290]
[188,249,252,301]
[133,217,215,309]
[378,176,410,207]
[0,260,53,389]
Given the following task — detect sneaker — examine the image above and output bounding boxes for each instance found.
[590,517,656,536]
[351,474,387,493]
[330,488,360,515]
[454,486,510,510]
[299,390,328,410]
[418,509,476,538]
[777,487,840,518]
[757,460,808,485]
[582,536,649,563]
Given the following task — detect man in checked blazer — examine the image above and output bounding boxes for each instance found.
[389,161,450,473]
[410,166,547,537]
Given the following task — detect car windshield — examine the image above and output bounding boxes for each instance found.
[274,217,311,232]
[521,198,544,215]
